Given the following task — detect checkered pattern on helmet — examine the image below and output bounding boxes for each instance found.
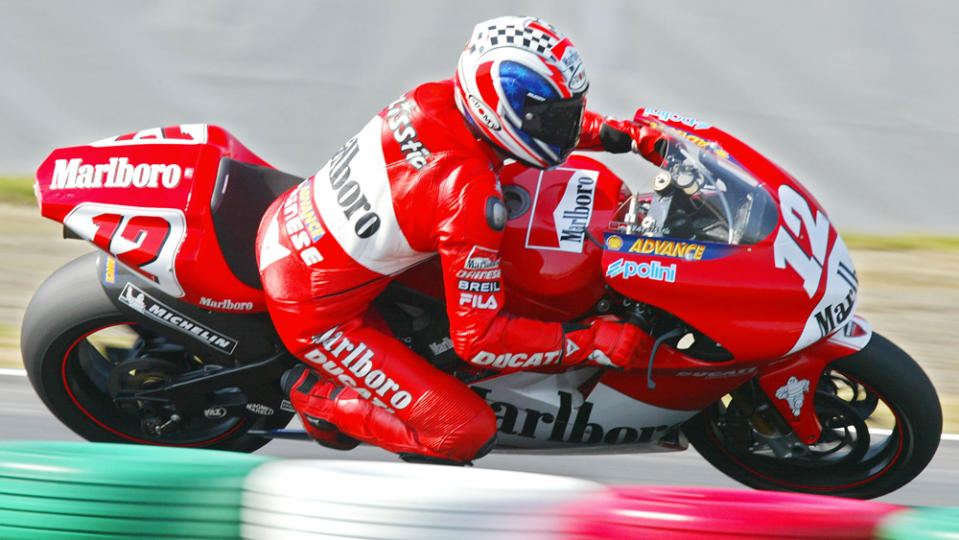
[468,20,558,56]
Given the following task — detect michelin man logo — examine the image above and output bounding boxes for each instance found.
[775,376,810,417]
[121,286,147,313]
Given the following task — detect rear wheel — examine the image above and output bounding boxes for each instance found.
[683,333,942,499]
[21,253,291,451]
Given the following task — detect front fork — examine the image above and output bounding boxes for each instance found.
[725,384,805,458]
[742,316,874,446]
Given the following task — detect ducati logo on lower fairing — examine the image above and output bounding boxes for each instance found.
[775,376,810,417]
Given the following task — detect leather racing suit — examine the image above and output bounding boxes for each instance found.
[256,79,663,462]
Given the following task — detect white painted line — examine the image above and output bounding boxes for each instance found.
[0,368,26,377]
[871,428,959,442]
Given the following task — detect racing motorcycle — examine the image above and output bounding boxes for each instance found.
[21,109,941,499]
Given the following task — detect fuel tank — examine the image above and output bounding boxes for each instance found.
[497,155,627,321]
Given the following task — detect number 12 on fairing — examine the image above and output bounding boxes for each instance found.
[62,203,187,297]
[773,185,831,298]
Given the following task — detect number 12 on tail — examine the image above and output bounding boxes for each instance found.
[63,203,187,297]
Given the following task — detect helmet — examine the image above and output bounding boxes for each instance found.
[455,16,589,168]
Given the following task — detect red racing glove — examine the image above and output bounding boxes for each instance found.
[562,316,653,370]
[579,111,668,165]
[599,118,670,166]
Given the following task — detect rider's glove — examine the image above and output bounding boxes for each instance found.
[561,316,652,370]
[599,119,670,166]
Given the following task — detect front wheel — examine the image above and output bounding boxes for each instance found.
[21,253,291,452]
[683,333,942,499]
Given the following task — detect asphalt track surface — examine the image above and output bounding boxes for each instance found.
[2,369,956,508]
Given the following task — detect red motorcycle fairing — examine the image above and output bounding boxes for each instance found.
[591,108,869,441]
[34,125,282,313]
[600,109,860,362]
[408,139,873,445]
[594,314,873,444]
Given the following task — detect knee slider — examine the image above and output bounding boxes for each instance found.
[398,452,472,466]
[473,433,497,460]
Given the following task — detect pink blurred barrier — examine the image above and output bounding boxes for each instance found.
[561,485,906,539]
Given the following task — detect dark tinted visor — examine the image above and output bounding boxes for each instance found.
[521,92,586,150]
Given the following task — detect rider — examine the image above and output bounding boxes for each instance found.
[256,15,667,464]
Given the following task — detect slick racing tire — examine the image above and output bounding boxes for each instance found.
[683,332,942,499]
[241,460,605,539]
[21,253,289,452]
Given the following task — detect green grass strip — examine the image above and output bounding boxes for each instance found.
[841,233,959,252]
[0,176,36,205]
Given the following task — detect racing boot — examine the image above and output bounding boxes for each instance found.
[280,365,360,450]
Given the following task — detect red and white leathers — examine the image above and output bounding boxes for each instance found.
[256,79,664,463]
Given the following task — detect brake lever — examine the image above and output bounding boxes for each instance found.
[646,328,683,390]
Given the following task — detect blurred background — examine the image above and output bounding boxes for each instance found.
[2,2,958,507]
[2,0,958,233]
